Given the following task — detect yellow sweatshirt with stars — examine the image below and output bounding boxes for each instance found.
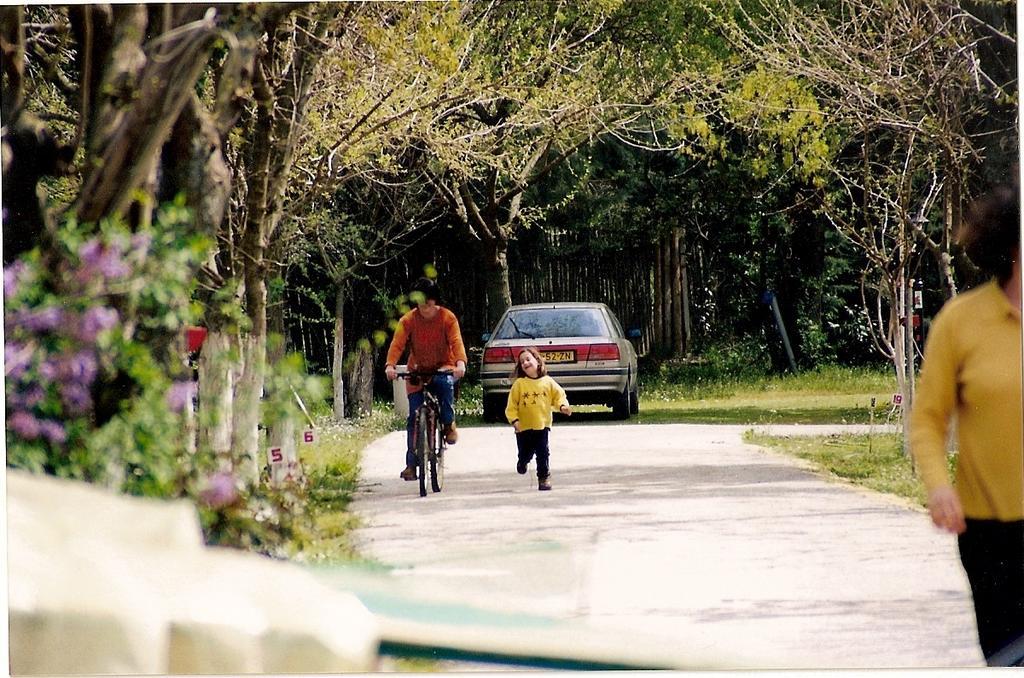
[505,375,569,431]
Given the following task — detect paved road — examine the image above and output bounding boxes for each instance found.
[350,422,983,669]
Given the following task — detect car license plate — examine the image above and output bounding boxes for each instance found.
[541,350,575,363]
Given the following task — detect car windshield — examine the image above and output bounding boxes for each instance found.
[495,308,608,339]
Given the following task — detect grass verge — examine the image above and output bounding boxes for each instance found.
[745,431,956,506]
[638,365,896,425]
[294,406,402,563]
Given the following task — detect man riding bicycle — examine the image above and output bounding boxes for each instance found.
[385,277,467,481]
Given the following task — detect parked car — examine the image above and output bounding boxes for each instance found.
[480,302,640,422]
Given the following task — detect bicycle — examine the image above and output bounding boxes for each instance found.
[398,370,450,497]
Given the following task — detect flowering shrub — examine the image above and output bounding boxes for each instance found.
[5,201,333,557]
[4,201,210,495]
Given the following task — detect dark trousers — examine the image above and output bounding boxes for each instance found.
[404,374,456,468]
[958,518,1024,662]
[516,428,550,478]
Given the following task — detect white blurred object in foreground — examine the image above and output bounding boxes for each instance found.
[7,469,379,674]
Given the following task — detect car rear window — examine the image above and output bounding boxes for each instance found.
[495,308,609,339]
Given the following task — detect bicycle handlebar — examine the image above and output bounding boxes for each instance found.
[396,369,453,379]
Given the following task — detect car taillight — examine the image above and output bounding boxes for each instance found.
[483,347,514,363]
[588,343,620,361]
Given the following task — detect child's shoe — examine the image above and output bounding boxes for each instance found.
[400,466,417,481]
[444,422,458,444]
[516,459,528,475]
[538,475,551,491]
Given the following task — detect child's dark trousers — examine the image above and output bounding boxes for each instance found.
[516,428,550,478]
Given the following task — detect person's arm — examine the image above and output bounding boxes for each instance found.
[384,317,410,381]
[446,312,468,379]
[505,381,521,432]
[909,311,964,533]
[551,378,571,416]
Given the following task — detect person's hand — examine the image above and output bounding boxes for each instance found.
[928,486,966,534]
[385,365,397,381]
[453,362,466,379]
[512,420,521,433]
[560,404,572,416]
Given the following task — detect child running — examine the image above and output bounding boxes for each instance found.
[505,346,572,491]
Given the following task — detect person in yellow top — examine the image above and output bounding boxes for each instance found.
[505,347,571,491]
[385,277,467,481]
[910,181,1023,663]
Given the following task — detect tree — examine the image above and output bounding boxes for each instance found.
[2,4,250,437]
[279,2,479,420]
[718,0,1016,436]
[419,0,718,327]
[2,5,236,254]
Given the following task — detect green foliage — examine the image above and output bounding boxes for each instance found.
[263,342,327,430]
[84,385,192,496]
[197,481,308,559]
[191,342,333,557]
[726,66,833,184]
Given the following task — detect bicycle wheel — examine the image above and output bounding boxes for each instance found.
[430,422,445,493]
[415,407,430,497]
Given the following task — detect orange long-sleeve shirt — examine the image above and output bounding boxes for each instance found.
[386,307,467,391]
[910,280,1023,521]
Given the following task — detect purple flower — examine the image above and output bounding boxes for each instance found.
[16,306,64,333]
[75,306,119,342]
[9,410,40,439]
[64,350,98,384]
[166,380,197,413]
[5,342,33,379]
[39,358,60,382]
[77,238,130,282]
[39,419,67,444]
[25,385,45,406]
[129,232,153,263]
[4,260,27,300]
[8,385,45,409]
[131,232,152,250]
[199,472,239,508]
[60,381,92,414]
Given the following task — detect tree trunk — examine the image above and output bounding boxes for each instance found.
[346,347,374,418]
[267,291,286,364]
[232,253,267,483]
[160,95,233,238]
[76,7,220,224]
[884,272,912,455]
[680,239,692,356]
[671,228,684,357]
[332,283,346,422]
[653,240,663,354]
[198,330,236,461]
[939,165,960,300]
[232,332,264,484]
[483,240,513,329]
[660,236,672,351]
